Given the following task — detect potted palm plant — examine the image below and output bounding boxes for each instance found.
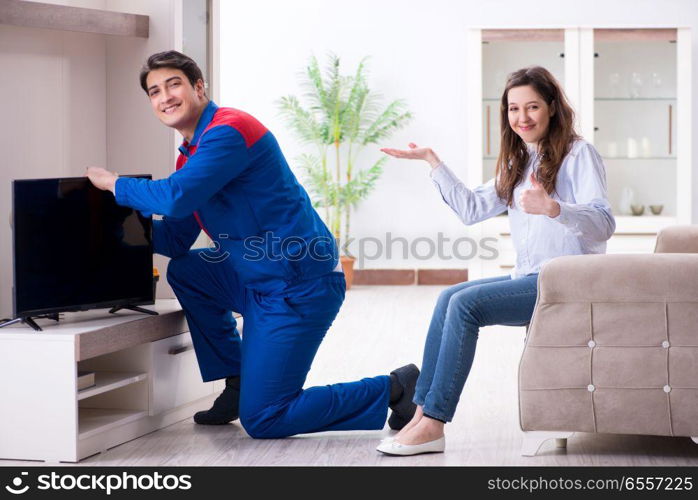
[277,54,412,288]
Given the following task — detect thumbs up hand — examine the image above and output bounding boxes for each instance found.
[518,172,561,217]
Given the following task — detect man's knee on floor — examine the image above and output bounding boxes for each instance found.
[239,408,290,439]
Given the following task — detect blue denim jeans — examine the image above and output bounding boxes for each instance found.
[414,273,539,422]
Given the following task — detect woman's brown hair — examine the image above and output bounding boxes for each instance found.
[495,66,580,207]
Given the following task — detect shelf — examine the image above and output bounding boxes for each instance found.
[602,156,676,160]
[484,97,676,102]
[594,28,676,42]
[77,371,148,401]
[484,156,676,161]
[0,0,148,38]
[78,408,148,440]
[484,212,674,235]
[614,215,676,234]
[595,97,676,101]
[486,97,676,103]
[482,29,565,43]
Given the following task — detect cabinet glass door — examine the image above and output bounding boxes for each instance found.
[594,29,677,218]
[183,0,211,91]
[481,29,566,182]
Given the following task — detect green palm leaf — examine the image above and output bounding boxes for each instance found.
[341,157,386,207]
[361,100,412,145]
[276,54,412,250]
[276,95,325,145]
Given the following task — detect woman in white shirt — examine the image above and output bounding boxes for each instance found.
[377,66,615,456]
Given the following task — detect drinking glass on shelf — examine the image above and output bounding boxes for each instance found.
[627,137,638,158]
[619,187,635,216]
[651,72,662,98]
[629,72,643,98]
[651,72,662,87]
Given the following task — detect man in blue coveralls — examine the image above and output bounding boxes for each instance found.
[86,51,418,439]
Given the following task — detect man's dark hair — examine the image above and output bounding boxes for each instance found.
[139,50,206,95]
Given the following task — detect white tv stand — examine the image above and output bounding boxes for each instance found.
[0,300,233,463]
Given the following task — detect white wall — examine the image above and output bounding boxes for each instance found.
[218,0,698,269]
[182,0,208,85]
[106,0,178,183]
[0,0,179,318]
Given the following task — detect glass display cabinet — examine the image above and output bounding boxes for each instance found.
[594,29,678,218]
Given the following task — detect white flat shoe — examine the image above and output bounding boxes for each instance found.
[376,436,445,456]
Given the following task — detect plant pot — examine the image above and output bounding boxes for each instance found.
[340,256,356,290]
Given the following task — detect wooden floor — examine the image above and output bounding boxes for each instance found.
[4,285,698,466]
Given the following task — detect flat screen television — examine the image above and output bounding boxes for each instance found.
[11,176,153,322]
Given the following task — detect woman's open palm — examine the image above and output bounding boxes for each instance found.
[381,143,441,167]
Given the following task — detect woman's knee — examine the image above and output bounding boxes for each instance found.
[448,287,486,324]
[436,282,467,308]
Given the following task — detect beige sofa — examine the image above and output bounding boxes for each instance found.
[518,225,698,456]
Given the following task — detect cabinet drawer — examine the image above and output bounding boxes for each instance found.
[149,333,214,416]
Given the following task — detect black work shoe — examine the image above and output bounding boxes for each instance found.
[194,376,240,425]
[387,364,419,430]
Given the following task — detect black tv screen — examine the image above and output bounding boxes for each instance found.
[12,176,153,318]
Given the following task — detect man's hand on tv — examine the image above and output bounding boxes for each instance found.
[86,167,119,195]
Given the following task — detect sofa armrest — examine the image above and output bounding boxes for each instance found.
[520,253,698,438]
[536,253,698,303]
[654,225,698,253]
